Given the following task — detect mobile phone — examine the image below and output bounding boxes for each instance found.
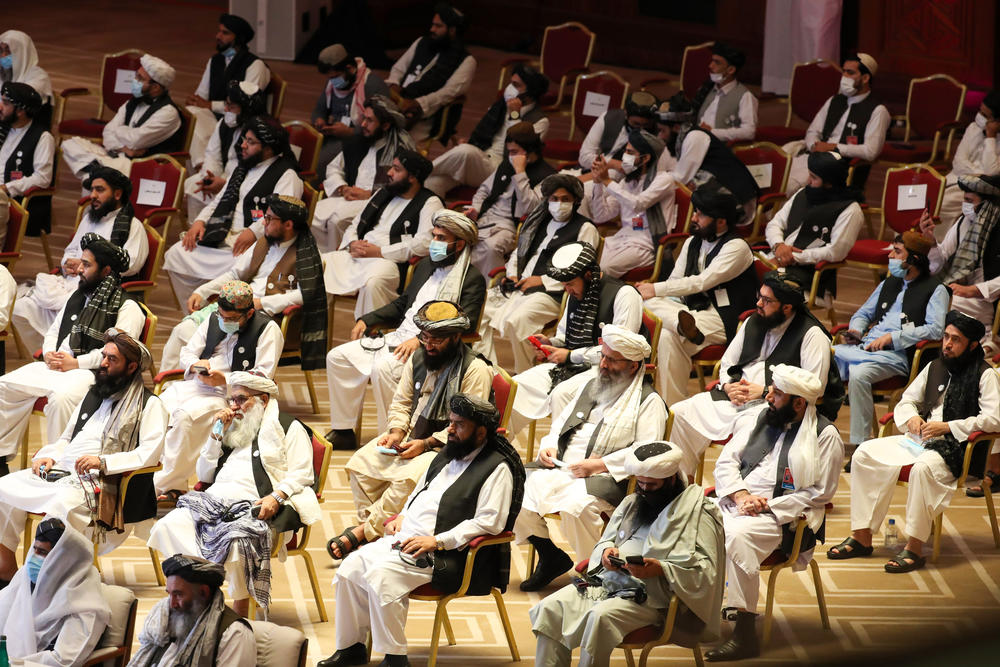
[197,366,211,376]
[607,555,626,568]
[625,555,644,565]
[527,335,547,353]
[376,446,399,456]
[251,505,262,519]
[841,330,862,345]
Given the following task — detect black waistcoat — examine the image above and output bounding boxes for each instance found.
[341,135,387,189]
[122,95,185,155]
[564,277,633,345]
[479,157,555,219]
[821,94,880,144]
[783,192,854,251]
[200,309,272,372]
[681,232,759,340]
[208,50,259,101]
[869,273,943,331]
[687,128,760,204]
[4,120,53,234]
[237,155,299,229]
[598,109,628,159]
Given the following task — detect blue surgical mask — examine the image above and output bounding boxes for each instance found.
[130,78,145,98]
[218,313,241,335]
[428,239,451,262]
[888,257,907,278]
[26,552,44,584]
[222,46,237,59]
[329,76,348,90]
[0,55,12,70]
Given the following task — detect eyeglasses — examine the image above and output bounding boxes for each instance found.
[226,394,257,407]
[417,332,450,345]
[262,214,282,224]
[756,292,779,306]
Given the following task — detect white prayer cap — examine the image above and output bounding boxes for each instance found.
[771,364,822,402]
[140,54,175,88]
[624,442,683,479]
[855,53,878,77]
[228,370,279,397]
[601,324,650,362]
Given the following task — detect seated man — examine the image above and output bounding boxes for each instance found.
[692,42,758,143]
[530,443,725,667]
[708,365,843,661]
[0,82,54,241]
[425,62,549,197]
[0,30,54,112]
[162,194,326,374]
[589,128,677,278]
[0,236,143,472]
[386,3,477,144]
[938,91,999,226]
[164,115,302,307]
[182,80,266,222]
[578,91,660,177]
[329,301,493,556]
[325,212,483,449]
[834,231,949,447]
[311,95,415,253]
[311,44,392,178]
[0,265,12,375]
[323,149,442,318]
[319,394,523,667]
[509,241,642,437]
[515,327,668,592]
[154,280,283,501]
[828,311,1000,572]
[149,372,319,616]
[130,554,255,667]
[476,173,600,372]
[669,271,841,478]
[0,329,166,583]
[762,151,864,305]
[637,180,758,405]
[13,166,148,353]
[783,53,890,194]
[62,54,183,179]
[0,520,111,664]
[462,121,554,276]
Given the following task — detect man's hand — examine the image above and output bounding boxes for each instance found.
[400,535,437,557]
[724,379,759,406]
[590,155,610,183]
[393,337,421,362]
[194,171,225,196]
[349,240,382,258]
[917,209,937,243]
[350,320,368,340]
[183,220,206,250]
[463,206,479,221]
[920,421,951,439]
[342,186,372,201]
[731,490,770,516]
[384,514,403,535]
[905,416,926,436]
[773,243,796,267]
[232,229,256,256]
[60,355,80,371]
[121,147,147,159]
[623,557,664,579]
[949,283,981,299]
[254,494,280,521]
[538,447,558,468]
[568,457,607,478]
[516,275,543,292]
[865,333,894,351]
[538,344,568,364]
[812,141,837,152]
[398,438,431,460]
[376,430,405,451]
[185,94,211,108]
[506,96,523,114]
[43,351,62,370]
[636,282,657,300]
[601,547,621,571]
[74,455,102,475]
[32,457,56,477]
[195,366,228,387]
[986,119,1000,139]
[62,258,82,276]
[186,293,204,313]
[510,154,527,174]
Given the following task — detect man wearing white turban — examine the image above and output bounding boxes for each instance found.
[0,30,53,108]
[514,326,667,592]
[62,54,184,179]
[707,364,843,661]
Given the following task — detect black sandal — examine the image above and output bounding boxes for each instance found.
[326,526,363,560]
[965,470,999,498]
[826,536,874,560]
[884,549,926,573]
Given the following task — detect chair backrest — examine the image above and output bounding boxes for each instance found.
[680,41,714,101]
[310,431,333,500]
[301,182,319,221]
[569,70,629,140]
[266,69,287,119]
[752,259,772,283]
[137,301,157,348]
[95,583,137,660]
[283,121,322,175]
[128,154,186,224]
[904,74,966,141]
[3,199,28,255]
[540,22,595,83]
[135,222,164,282]
[786,59,842,126]
[492,366,518,433]
[733,142,791,198]
[675,183,693,233]
[879,164,946,237]
[641,308,663,367]
[99,49,144,117]
[174,104,196,154]
[248,620,308,667]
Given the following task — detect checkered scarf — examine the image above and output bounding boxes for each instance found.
[67,276,124,357]
[292,231,327,369]
[939,198,1000,285]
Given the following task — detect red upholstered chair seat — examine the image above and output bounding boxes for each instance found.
[692,344,725,362]
[621,625,662,644]
[760,549,785,568]
[754,126,808,145]
[411,583,443,597]
[33,397,47,412]
[880,143,932,164]
[57,118,107,138]
[898,463,914,483]
[545,139,583,163]
[846,239,891,265]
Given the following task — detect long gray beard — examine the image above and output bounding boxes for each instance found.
[168,596,208,642]
[595,371,635,405]
[223,401,266,449]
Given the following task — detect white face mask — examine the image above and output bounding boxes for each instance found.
[709,72,724,84]
[549,201,573,222]
[223,111,239,128]
[975,113,988,130]
[503,83,520,103]
[962,201,977,221]
[620,153,638,174]
[839,75,858,97]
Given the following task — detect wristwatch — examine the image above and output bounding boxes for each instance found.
[435,538,445,551]
[270,492,286,505]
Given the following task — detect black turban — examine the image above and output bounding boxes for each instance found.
[434,3,466,29]
[807,151,850,188]
[244,115,293,156]
[162,554,226,588]
[81,233,130,274]
[627,128,666,160]
[226,80,266,117]
[83,166,132,199]
[396,149,433,183]
[762,270,805,305]
[691,179,742,225]
[220,13,254,44]
[35,517,65,545]
[450,393,499,430]
[547,241,598,281]
[266,193,309,229]
[539,173,584,201]
[657,91,695,124]
[512,63,549,101]
[1,81,42,116]
[984,90,1000,118]
[945,309,986,343]
[625,91,659,119]
[712,42,747,70]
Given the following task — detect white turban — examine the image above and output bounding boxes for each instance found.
[140,54,175,88]
[856,53,878,77]
[624,442,683,479]
[228,371,279,397]
[236,81,260,97]
[431,209,478,246]
[601,324,650,362]
[771,364,822,402]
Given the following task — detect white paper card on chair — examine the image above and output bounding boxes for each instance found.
[113,69,136,94]
[582,92,611,118]
[897,184,927,211]
[136,178,167,207]
[747,163,773,189]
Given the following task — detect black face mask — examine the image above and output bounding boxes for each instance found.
[804,185,842,206]
[763,399,798,428]
[636,477,681,523]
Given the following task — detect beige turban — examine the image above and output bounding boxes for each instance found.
[771,364,822,402]
[140,54,175,88]
[856,53,878,77]
[624,442,683,478]
[229,371,279,397]
[431,209,478,246]
[601,324,650,362]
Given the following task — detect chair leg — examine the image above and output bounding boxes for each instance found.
[691,644,705,667]
[441,606,456,646]
[623,648,636,667]
[20,429,28,472]
[299,550,329,622]
[526,420,536,462]
[150,547,165,586]
[40,231,55,272]
[426,602,447,667]
[247,597,257,620]
[931,514,943,563]
[983,479,1000,548]
[761,566,783,648]
[491,588,520,662]
[809,559,830,630]
[527,543,536,574]
[303,369,320,415]
[694,450,706,486]
[11,323,29,359]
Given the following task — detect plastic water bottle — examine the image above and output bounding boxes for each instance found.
[0,634,9,667]
[884,518,898,548]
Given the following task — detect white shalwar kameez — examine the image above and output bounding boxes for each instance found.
[468,168,543,277]
[162,155,302,306]
[182,116,241,221]
[62,98,182,178]
[13,208,148,353]
[668,314,831,478]
[311,138,385,252]
[939,122,999,227]
[152,316,283,494]
[0,392,167,552]
[0,298,144,458]
[697,80,759,143]
[763,190,865,275]
[322,193,441,319]
[0,121,54,197]
[642,234,754,405]
[334,445,512,656]
[475,221,601,372]
[713,406,843,612]
[850,362,1000,542]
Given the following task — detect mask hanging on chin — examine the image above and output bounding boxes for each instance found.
[839,76,858,97]
[888,257,907,278]
[503,83,519,103]
[709,72,724,84]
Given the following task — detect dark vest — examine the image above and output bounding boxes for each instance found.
[918,358,992,421]
[200,309,272,372]
[564,277,634,345]
[681,232,759,340]
[216,122,239,171]
[208,50,260,101]
[468,100,546,151]
[519,213,591,300]
[70,388,156,524]
[55,289,128,353]
[981,223,1000,282]
[870,274,943,332]
[479,157,555,220]
[598,109,628,160]
[122,95,185,155]
[687,128,759,203]
[340,136,388,189]
[4,121,53,234]
[918,357,993,477]
[355,186,438,288]
[408,345,480,440]
[146,605,249,666]
[783,191,853,250]
[821,94,881,144]
[239,156,299,228]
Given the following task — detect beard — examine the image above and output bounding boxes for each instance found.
[943,342,982,373]
[79,270,104,294]
[238,150,264,169]
[690,219,719,242]
[223,400,267,450]
[636,477,681,523]
[427,32,451,52]
[264,232,283,246]
[758,308,787,329]
[595,366,636,405]
[362,123,384,143]
[168,595,210,641]
[90,198,120,220]
[0,108,13,125]
[763,400,798,428]
[384,177,410,196]
[443,430,479,461]
[424,338,460,371]
[430,251,458,270]
[94,367,133,397]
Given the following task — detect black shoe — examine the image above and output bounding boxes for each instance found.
[677,310,705,345]
[705,611,759,662]
[317,642,368,667]
[376,656,410,667]
[326,429,358,450]
[0,457,9,478]
[520,538,573,592]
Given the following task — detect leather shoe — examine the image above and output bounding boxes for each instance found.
[326,429,358,451]
[377,656,410,667]
[317,642,367,667]
[676,310,705,345]
[519,549,573,592]
[704,635,760,661]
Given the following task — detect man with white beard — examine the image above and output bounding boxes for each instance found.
[129,554,255,667]
[148,371,319,617]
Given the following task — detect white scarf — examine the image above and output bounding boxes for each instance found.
[255,400,322,526]
[590,369,647,458]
